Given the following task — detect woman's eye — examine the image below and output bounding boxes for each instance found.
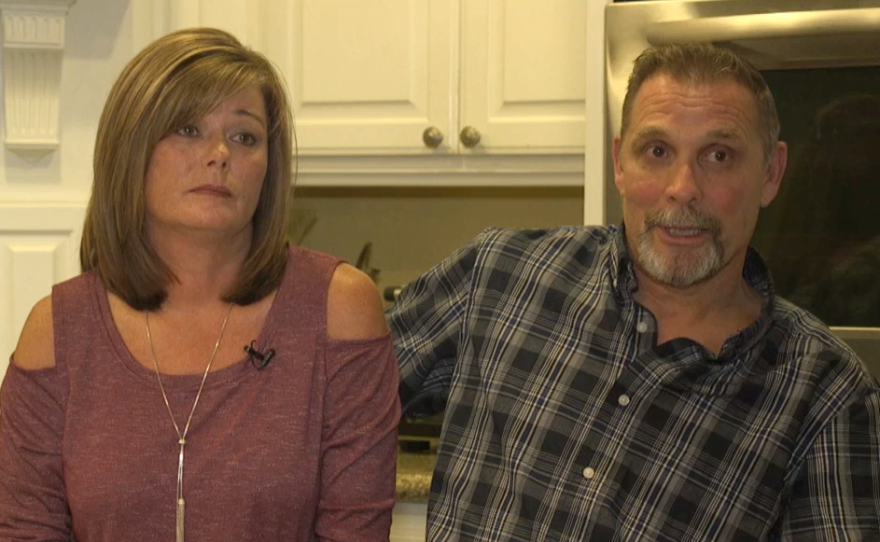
[234,132,257,146]
[177,125,199,137]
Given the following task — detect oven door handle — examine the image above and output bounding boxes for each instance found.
[646,9,880,45]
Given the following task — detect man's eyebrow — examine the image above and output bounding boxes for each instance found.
[628,127,746,146]
[628,127,667,147]
[706,129,744,142]
[235,109,267,128]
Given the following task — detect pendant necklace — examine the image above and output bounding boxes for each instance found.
[145,303,234,542]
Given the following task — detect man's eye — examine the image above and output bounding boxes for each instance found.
[177,125,199,137]
[649,146,667,158]
[708,150,728,162]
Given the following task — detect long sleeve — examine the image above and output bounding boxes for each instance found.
[780,389,880,541]
[387,231,485,418]
[0,360,71,541]
[315,334,401,542]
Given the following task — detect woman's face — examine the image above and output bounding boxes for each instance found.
[144,87,269,246]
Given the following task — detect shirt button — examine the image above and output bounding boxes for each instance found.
[618,394,631,407]
[582,467,596,480]
[636,321,648,333]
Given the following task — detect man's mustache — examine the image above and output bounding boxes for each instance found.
[643,207,722,235]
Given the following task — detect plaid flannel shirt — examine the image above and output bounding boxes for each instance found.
[389,226,880,542]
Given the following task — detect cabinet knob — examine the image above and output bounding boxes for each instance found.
[422,126,444,148]
[460,126,481,148]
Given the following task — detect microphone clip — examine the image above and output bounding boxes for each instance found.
[244,341,275,370]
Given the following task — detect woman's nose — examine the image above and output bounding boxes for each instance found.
[205,138,230,168]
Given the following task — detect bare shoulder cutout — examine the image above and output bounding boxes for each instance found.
[12,295,56,370]
[326,263,388,340]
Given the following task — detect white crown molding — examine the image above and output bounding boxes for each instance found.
[0,0,76,158]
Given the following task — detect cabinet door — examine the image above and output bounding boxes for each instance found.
[460,0,586,154]
[264,0,455,155]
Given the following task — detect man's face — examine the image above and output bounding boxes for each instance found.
[612,74,787,288]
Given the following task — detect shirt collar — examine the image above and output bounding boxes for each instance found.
[609,224,777,359]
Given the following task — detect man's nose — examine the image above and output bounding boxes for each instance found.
[665,160,701,205]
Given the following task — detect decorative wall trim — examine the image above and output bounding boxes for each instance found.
[0,0,76,158]
[0,201,85,380]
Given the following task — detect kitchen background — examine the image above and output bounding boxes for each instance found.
[4,0,879,539]
[290,186,583,302]
[0,0,609,377]
[0,2,606,539]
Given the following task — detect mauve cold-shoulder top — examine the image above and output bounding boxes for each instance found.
[0,246,400,541]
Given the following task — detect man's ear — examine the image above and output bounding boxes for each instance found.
[612,135,625,196]
[761,141,788,207]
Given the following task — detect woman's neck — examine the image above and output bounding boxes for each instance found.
[148,227,252,310]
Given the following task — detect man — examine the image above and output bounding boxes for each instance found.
[388,43,880,541]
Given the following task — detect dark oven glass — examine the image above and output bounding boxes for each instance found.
[752,67,880,328]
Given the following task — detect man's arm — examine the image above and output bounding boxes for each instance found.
[387,231,487,418]
[780,389,880,541]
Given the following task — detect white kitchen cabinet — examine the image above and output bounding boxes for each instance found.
[460,0,586,154]
[130,0,585,185]
[263,0,586,156]
[262,0,453,155]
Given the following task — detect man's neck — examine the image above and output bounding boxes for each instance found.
[631,258,764,355]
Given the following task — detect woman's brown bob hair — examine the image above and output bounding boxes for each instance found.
[81,28,294,311]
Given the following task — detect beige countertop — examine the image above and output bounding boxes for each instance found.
[396,446,437,503]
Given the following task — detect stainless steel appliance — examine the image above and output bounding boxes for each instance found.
[605,0,880,375]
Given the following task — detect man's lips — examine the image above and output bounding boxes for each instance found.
[654,226,713,245]
[661,226,706,237]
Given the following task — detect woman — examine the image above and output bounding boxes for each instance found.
[0,28,399,541]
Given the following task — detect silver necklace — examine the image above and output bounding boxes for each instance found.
[144,303,234,542]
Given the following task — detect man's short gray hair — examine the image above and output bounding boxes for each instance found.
[620,42,780,161]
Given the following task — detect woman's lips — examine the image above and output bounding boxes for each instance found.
[190,185,231,197]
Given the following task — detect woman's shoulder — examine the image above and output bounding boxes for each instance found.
[287,245,343,273]
[12,272,99,371]
[12,295,55,370]
[281,246,386,339]
[326,263,387,341]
